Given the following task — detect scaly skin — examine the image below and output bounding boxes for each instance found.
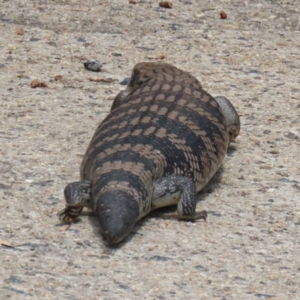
[58,62,240,245]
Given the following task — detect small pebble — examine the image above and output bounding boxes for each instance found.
[159,1,173,9]
[83,59,102,72]
[120,77,131,85]
[220,11,227,19]
[17,28,24,35]
[30,80,48,88]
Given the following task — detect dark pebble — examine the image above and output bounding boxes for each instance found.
[83,59,102,72]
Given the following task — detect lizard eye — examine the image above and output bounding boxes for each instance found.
[131,69,138,79]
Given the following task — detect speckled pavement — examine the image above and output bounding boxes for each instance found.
[0,1,299,299]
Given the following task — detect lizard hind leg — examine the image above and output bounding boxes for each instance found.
[64,180,92,207]
[153,176,207,221]
[58,180,92,224]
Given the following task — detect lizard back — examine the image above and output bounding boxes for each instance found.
[80,62,230,244]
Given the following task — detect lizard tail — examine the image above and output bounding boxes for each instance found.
[95,190,140,245]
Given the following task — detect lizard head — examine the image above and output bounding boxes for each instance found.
[111,62,166,111]
[128,62,190,88]
[111,62,202,112]
[96,190,140,245]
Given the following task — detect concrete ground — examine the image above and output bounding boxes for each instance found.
[0,1,299,299]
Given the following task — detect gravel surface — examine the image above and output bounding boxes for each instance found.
[1,1,299,299]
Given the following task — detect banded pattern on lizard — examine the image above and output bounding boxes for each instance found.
[58,62,240,245]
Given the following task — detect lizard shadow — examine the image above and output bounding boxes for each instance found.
[87,144,238,247]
